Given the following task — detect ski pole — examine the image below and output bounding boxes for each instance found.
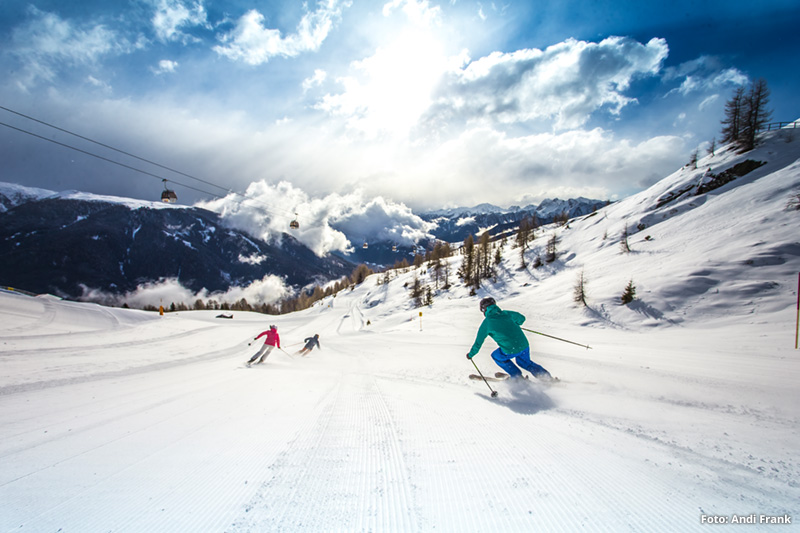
[279,348,294,359]
[470,358,498,398]
[521,327,592,350]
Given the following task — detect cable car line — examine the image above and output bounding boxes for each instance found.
[0,104,232,196]
[0,106,303,227]
[0,119,223,199]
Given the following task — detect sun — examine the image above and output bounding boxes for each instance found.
[331,28,451,139]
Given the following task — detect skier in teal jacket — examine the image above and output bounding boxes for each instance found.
[467,297,554,380]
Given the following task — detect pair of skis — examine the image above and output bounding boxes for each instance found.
[469,372,561,383]
[468,371,561,399]
[468,371,511,382]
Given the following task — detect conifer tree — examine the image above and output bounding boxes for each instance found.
[478,232,492,281]
[621,279,636,305]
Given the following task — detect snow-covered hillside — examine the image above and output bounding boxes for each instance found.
[1,130,799,531]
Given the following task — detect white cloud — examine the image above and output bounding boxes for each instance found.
[382,0,442,27]
[409,126,685,206]
[422,36,668,131]
[302,68,327,92]
[86,75,112,92]
[213,2,348,65]
[152,59,179,74]
[664,56,748,97]
[10,7,140,88]
[698,94,719,111]
[152,0,208,43]
[197,181,435,255]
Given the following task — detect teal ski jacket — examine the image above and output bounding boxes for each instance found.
[467,304,529,357]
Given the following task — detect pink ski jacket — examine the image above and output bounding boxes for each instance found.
[255,329,281,348]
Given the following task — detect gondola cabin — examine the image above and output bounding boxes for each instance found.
[289,214,300,229]
[363,242,369,249]
[161,180,177,203]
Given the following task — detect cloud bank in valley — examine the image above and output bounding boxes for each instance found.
[80,274,290,308]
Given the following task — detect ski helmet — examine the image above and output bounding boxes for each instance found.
[479,297,496,315]
[270,324,277,330]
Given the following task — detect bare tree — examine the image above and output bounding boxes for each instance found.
[545,233,558,263]
[458,235,476,293]
[516,216,535,268]
[721,85,745,145]
[620,224,631,253]
[740,78,772,152]
[573,269,588,307]
[689,149,699,170]
[707,137,716,157]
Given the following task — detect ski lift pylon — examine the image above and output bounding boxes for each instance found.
[160,179,177,203]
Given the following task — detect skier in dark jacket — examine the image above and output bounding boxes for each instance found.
[467,297,554,380]
[297,334,320,356]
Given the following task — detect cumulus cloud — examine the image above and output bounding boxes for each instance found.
[151,0,209,43]
[80,275,289,308]
[421,36,668,131]
[196,180,435,256]
[213,1,348,65]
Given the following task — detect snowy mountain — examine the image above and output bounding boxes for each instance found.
[0,128,798,531]
[0,181,56,212]
[0,187,353,300]
[419,196,606,243]
[422,202,507,218]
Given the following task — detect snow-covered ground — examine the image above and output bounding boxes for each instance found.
[2,131,799,531]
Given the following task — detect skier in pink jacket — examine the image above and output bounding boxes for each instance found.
[247,325,281,365]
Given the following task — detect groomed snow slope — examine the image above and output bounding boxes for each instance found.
[1,131,799,531]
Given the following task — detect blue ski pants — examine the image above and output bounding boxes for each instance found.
[491,346,552,379]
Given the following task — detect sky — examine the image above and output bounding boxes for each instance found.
[1,0,798,216]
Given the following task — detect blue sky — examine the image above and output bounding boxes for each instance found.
[1,0,798,212]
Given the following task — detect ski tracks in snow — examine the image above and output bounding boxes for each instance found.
[230,370,419,532]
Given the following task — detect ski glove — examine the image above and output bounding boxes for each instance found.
[466,353,474,359]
